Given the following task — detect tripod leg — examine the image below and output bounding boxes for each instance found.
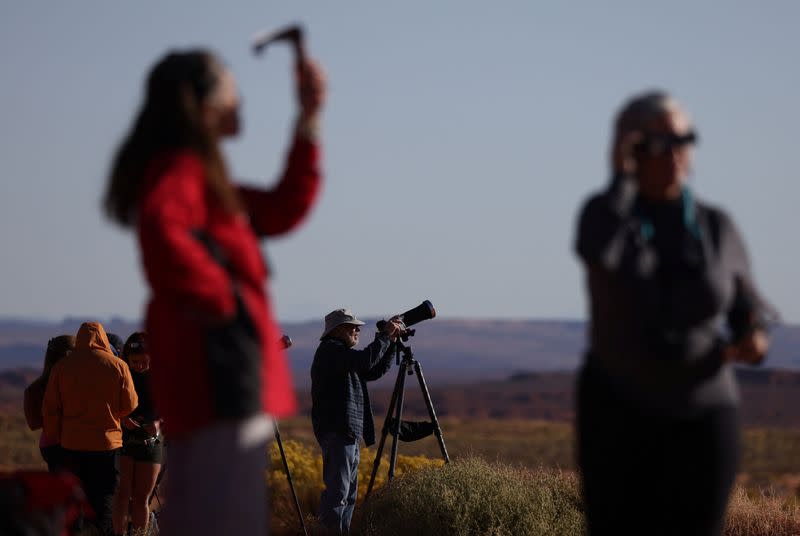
[365,359,407,499]
[273,419,309,536]
[413,361,451,463]
[387,367,408,482]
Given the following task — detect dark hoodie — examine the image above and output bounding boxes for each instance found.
[43,322,138,451]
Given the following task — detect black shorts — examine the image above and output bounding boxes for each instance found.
[121,439,164,464]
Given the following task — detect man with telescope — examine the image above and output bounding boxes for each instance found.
[311,309,404,534]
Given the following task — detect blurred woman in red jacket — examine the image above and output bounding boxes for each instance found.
[104,49,325,535]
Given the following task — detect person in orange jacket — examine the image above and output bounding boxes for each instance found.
[43,322,137,536]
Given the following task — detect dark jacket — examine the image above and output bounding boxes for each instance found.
[123,371,160,443]
[575,180,772,415]
[311,333,393,446]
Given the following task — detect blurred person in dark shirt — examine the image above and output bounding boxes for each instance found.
[574,90,775,536]
[112,332,163,536]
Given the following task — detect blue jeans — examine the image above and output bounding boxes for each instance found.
[318,432,360,534]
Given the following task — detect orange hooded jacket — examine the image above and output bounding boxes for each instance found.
[43,322,138,451]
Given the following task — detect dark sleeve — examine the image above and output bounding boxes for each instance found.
[42,367,62,443]
[238,138,322,238]
[128,375,159,422]
[575,195,611,264]
[23,382,44,431]
[362,340,396,382]
[575,180,637,270]
[340,334,393,379]
[719,210,778,339]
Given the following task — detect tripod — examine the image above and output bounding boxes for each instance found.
[273,418,309,536]
[271,335,309,536]
[365,339,450,499]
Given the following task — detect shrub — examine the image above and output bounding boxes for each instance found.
[267,439,442,534]
[360,457,585,536]
[724,487,800,536]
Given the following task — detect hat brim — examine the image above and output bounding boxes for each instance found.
[320,319,366,340]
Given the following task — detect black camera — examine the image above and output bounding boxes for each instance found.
[377,300,436,340]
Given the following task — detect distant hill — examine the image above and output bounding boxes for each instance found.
[2,317,799,387]
[3,365,799,428]
[0,317,140,369]
[349,368,800,429]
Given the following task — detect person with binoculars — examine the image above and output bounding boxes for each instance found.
[311,309,404,534]
[574,91,775,536]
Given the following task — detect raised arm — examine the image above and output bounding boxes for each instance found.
[238,130,322,237]
[340,333,393,379]
[238,58,326,238]
[575,180,638,271]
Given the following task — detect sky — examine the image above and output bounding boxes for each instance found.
[1,2,798,324]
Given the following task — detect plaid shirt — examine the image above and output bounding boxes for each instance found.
[311,333,393,446]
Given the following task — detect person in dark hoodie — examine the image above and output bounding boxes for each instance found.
[23,334,75,472]
[106,333,124,358]
[43,322,138,536]
[311,309,403,534]
[574,91,775,536]
[112,332,162,536]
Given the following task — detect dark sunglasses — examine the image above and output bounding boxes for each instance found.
[636,130,699,157]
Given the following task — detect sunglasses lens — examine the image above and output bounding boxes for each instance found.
[642,130,698,156]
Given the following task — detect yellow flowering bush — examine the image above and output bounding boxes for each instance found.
[267,439,443,532]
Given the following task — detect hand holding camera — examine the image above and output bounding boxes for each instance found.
[380,317,405,341]
[376,300,437,343]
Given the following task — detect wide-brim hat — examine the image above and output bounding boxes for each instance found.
[320,309,365,340]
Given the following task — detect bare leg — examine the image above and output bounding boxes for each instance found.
[113,455,135,535]
[131,461,161,529]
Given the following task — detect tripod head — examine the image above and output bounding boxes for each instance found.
[392,338,417,367]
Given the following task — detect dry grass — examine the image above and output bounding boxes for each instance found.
[724,487,800,536]
[3,411,799,535]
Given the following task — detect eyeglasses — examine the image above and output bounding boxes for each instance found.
[636,130,698,157]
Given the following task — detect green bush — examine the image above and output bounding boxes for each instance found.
[360,457,585,536]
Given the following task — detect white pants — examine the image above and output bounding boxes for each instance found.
[160,415,274,536]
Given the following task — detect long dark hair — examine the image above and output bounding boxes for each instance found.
[40,335,75,383]
[104,49,241,226]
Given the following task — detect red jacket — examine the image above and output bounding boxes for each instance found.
[137,137,321,438]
